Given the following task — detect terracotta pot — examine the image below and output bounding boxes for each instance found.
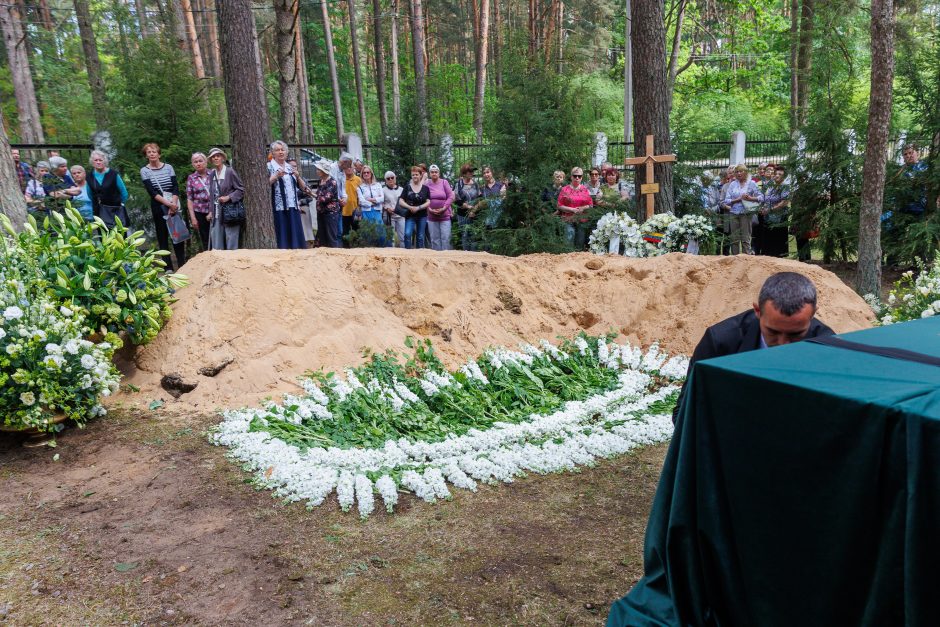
[0,412,67,447]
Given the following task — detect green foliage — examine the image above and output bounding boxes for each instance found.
[109,37,224,173]
[344,219,393,248]
[470,190,573,256]
[8,208,188,346]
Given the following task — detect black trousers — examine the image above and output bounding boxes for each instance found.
[317,211,341,247]
[151,205,187,270]
[193,211,211,252]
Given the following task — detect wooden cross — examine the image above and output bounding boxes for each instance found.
[624,134,677,220]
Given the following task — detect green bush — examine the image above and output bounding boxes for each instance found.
[4,208,188,346]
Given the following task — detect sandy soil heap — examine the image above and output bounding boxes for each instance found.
[119,249,874,408]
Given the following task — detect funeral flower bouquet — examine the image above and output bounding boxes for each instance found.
[638,212,678,256]
[212,335,687,519]
[662,214,715,253]
[876,253,940,324]
[1,240,120,432]
[588,212,644,256]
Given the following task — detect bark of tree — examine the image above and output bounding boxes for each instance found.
[347,0,370,148]
[205,0,223,85]
[789,0,800,132]
[0,114,28,230]
[134,0,152,36]
[390,0,401,123]
[632,0,673,214]
[372,0,389,138]
[168,0,192,61]
[856,0,895,297]
[273,0,300,143]
[472,0,489,143]
[37,0,54,30]
[0,3,44,143]
[218,0,275,248]
[492,0,502,88]
[72,1,109,130]
[321,0,344,142]
[410,0,429,143]
[180,0,206,80]
[666,0,688,106]
[796,0,814,126]
[295,9,314,143]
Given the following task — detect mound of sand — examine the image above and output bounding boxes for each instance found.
[118,249,874,409]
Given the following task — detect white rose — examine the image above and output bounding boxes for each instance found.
[3,306,23,320]
[80,354,97,369]
[19,391,35,406]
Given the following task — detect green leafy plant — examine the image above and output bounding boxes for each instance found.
[3,208,188,345]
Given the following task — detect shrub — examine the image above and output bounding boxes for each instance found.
[0,238,120,432]
[3,209,188,345]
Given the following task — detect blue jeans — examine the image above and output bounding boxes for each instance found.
[404,215,427,249]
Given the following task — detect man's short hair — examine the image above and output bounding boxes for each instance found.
[758,272,818,316]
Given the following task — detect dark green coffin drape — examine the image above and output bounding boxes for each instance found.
[609,317,940,627]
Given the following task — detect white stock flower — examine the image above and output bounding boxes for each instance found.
[355,474,375,519]
[2,306,23,321]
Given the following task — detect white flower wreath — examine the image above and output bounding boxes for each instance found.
[588,212,645,257]
[662,214,715,253]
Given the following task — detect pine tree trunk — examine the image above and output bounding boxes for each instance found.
[273,0,299,143]
[390,0,401,123]
[632,0,673,214]
[0,113,28,230]
[180,0,206,80]
[205,0,223,85]
[348,0,369,145]
[410,0,429,143]
[168,0,190,55]
[37,0,54,30]
[372,0,388,139]
[321,0,345,142]
[0,3,44,143]
[134,0,151,37]
[218,0,275,248]
[472,0,489,143]
[492,0,501,88]
[796,0,814,126]
[789,0,799,132]
[296,8,314,143]
[73,1,109,130]
[856,0,894,297]
[113,0,131,57]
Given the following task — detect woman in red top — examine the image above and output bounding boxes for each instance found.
[557,167,593,249]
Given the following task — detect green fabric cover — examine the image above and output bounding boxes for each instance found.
[608,317,940,627]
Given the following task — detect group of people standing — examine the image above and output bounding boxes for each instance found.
[541,164,633,248]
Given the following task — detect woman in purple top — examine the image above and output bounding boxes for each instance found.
[425,164,455,251]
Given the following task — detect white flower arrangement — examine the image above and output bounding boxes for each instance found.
[662,214,715,254]
[1,248,120,432]
[211,336,689,519]
[878,254,940,324]
[588,212,645,257]
[638,212,678,257]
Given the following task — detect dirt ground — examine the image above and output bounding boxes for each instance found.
[0,406,666,626]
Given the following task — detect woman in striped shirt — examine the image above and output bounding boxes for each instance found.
[140,142,187,270]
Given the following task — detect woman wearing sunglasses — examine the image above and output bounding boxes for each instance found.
[557,167,594,249]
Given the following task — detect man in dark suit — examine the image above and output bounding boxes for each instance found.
[673,272,835,422]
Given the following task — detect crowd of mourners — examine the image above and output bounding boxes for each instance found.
[10,140,930,267]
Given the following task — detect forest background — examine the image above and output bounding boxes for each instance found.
[0,0,938,288]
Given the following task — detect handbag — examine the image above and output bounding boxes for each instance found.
[165,211,191,244]
[99,204,130,230]
[221,199,246,225]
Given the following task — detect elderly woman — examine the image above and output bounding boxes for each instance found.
[267,140,311,249]
[207,147,245,251]
[757,166,791,257]
[542,170,566,204]
[140,142,186,269]
[719,164,763,255]
[357,165,386,246]
[42,156,80,214]
[425,164,455,251]
[185,152,213,251]
[87,149,129,229]
[314,159,342,248]
[400,165,431,249]
[382,171,405,247]
[454,163,481,251]
[557,167,594,249]
[69,165,93,221]
[586,167,603,203]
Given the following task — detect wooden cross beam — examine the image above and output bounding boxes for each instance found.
[624,134,677,220]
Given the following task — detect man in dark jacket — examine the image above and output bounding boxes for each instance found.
[673,272,835,422]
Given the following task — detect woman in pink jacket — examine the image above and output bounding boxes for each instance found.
[425,164,455,251]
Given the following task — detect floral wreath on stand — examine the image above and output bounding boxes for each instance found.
[588,212,645,257]
[638,213,678,257]
[662,214,715,254]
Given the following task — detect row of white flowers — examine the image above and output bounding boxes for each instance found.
[588,211,714,257]
[212,340,687,519]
